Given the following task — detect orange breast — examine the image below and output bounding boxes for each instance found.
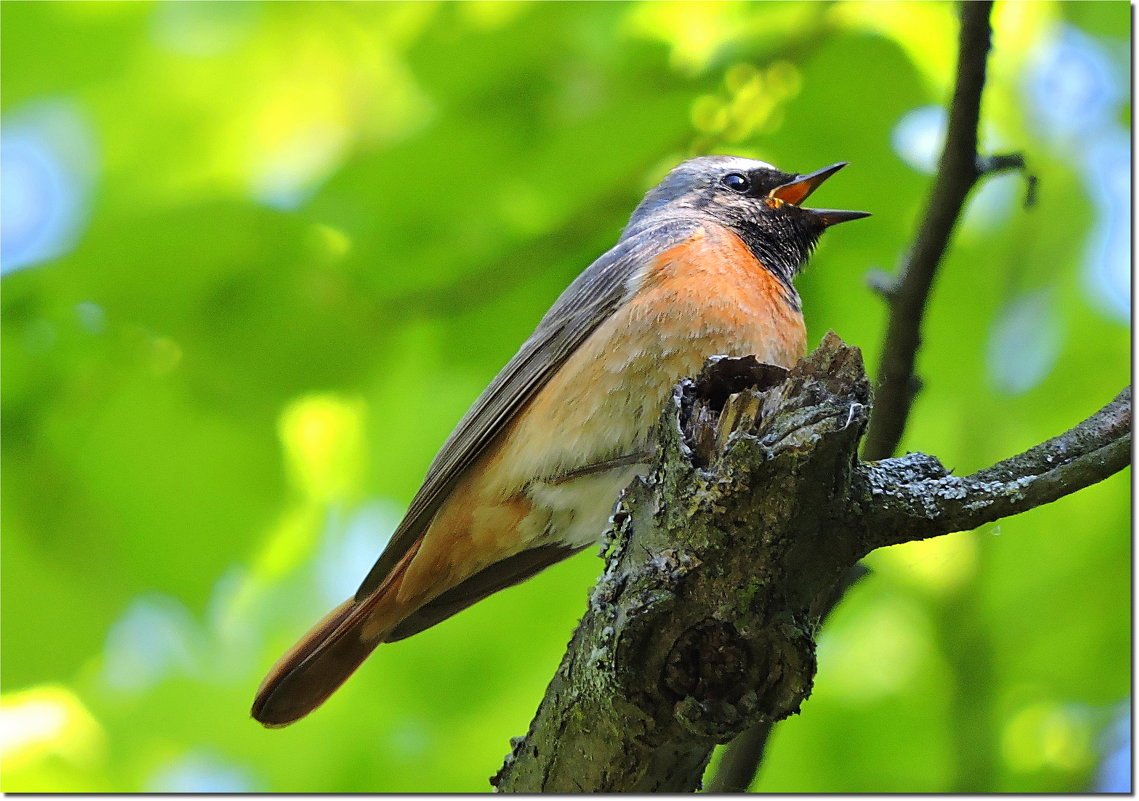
[494,223,807,486]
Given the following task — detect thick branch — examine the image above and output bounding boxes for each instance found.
[493,337,872,793]
[492,338,1131,793]
[703,561,868,794]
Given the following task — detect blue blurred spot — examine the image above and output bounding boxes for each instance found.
[1080,131,1130,322]
[148,751,259,793]
[315,500,402,606]
[1,100,96,274]
[202,564,264,680]
[250,125,349,212]
[1024,26,1123,144]
[962,171,1018,232]
[1094,704,1130,792]
[986,290,1062,395]
[254,176,321,213]
[1023,26,1129,324]
[891,105,946,174]
[100,594,201,694]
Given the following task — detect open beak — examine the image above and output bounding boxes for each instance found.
[769,162,871,227]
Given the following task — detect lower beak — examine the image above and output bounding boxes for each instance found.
[770,162,871,227]
[807,208,873,227]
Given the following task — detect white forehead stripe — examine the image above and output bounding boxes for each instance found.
[726,157,777,172]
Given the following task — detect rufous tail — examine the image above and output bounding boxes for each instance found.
[251,539,422,728]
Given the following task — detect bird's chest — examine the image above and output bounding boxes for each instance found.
[500,227,807,494]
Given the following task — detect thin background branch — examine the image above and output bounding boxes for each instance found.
[861,0,1030,462]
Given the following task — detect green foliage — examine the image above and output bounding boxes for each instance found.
[1,1,1128,792]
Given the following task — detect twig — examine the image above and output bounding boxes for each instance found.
[857,388,1132,548]
[862,0,998,462]
[703,721,771,794]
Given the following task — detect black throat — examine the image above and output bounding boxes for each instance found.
[716,205,822,312]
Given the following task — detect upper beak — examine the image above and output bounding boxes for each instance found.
[769,162,871,227]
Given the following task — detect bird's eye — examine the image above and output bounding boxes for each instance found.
[721,173,751,193]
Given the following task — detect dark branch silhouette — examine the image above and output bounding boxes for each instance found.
[862,0,1034,462]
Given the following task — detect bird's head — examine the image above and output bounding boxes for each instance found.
[624,155,870,280]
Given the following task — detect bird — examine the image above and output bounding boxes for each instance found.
[252,155,869,727]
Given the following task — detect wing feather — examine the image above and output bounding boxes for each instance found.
[354,219,698,599]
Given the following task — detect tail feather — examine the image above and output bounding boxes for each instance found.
[252,537,423,728]
[252,595,387,727]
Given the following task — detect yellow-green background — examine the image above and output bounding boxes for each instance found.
[1,1,1129,792]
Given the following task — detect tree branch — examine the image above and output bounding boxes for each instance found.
[855,388,1132,550]
[494,2,1077,791]
[703,561,869,793]
[492,338,1131,792]
[863,0,1009,462]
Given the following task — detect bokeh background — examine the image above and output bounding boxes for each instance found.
[1,0,1129,793]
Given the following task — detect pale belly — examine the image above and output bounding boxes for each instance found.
[525,464,647,550]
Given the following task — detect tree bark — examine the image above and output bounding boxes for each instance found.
[491,334,1130,793]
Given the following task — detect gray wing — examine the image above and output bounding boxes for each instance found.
[354,219,698,600]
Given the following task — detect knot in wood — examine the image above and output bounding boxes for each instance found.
[662,620,756,741]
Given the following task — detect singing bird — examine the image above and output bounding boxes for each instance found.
[253,156,869,727]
